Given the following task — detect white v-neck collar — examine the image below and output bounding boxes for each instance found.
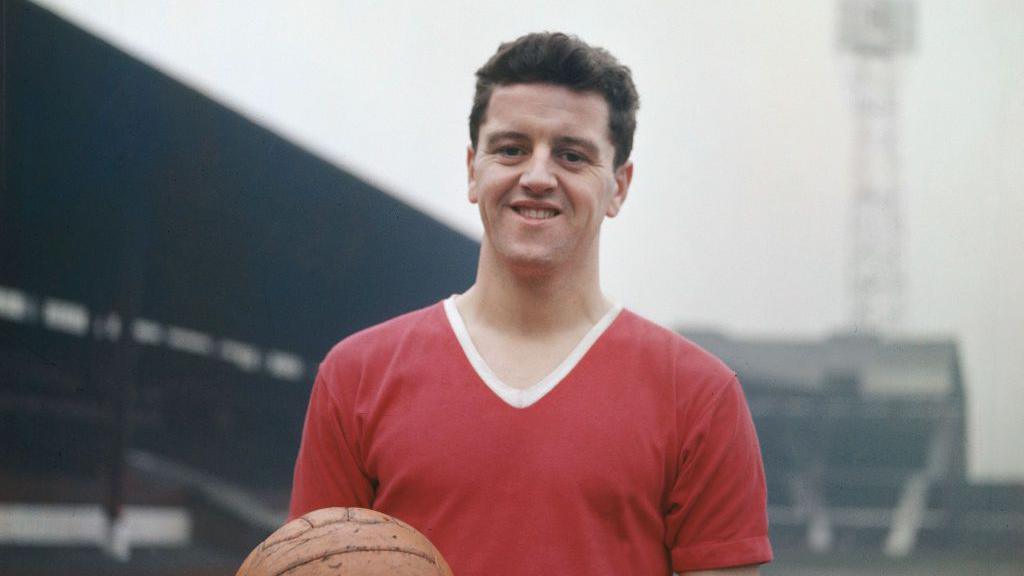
[443,295,622,409]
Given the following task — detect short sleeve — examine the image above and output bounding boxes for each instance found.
[288,366,375,520]
[666,376,773,572]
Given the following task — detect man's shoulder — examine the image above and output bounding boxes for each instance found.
[613,308,737,384]
[322,300,447,367]
[612,308,749,431]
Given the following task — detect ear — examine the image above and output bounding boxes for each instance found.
[605,160,633,218]
[467,145,479,204]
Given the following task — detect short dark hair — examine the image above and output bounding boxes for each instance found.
[470,32,639,168]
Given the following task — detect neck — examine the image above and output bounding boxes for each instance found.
[457,243,612,335]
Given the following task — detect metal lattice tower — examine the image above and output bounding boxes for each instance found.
[839,0,915,333]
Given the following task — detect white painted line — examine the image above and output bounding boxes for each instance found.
[266,350,304,381]
[166,326,214,356]
[42,298,90,336]
[0,504,191,547]
[93,312,123,341]
[105,513,130,560]
[1,287,312,382]
[0,286,34,322]
[220,339,261,372]
[885,471,928,557]
[132,318,164,345]
[129,450,286,531]
[120,506,191,546]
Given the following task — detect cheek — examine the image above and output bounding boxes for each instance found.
[602,180,621,215]
[603,191,621,217]
[476,170,519,204]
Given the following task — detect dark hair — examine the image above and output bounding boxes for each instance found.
[470,32,639,168]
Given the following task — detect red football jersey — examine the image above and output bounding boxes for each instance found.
[290,299,771,574]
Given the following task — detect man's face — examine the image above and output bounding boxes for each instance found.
[467,83,632,274]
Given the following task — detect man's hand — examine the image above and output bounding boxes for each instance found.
[679,565,760,576]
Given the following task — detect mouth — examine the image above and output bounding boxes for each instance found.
[511,206,560,220]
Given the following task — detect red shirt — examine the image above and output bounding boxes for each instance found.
[290,299,771,574]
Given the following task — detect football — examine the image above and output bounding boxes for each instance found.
[236,507,454,576]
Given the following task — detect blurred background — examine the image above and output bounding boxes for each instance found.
[1,0,1021,574]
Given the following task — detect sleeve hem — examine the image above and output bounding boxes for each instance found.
[672,535,773,572]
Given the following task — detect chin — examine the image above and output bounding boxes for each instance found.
[485,236,580,275]
[498,249,564,275]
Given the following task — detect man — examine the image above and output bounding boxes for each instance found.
[289,32,772,575]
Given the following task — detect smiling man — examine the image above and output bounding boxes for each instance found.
[289,32,772,575]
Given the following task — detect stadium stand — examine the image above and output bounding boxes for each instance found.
[1,0,476,568]
[682,330,1016,556]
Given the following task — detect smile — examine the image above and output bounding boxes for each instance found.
[513,207,559,220]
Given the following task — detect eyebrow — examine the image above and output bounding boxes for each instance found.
[552,136,600,159]
[482,131,529,148]
[482,131,602,158]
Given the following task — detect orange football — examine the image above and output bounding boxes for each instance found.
[236,507,453,576]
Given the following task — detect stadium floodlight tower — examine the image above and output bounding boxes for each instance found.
[839,0,915,335]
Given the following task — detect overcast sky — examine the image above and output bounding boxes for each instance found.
[34,0,1023,482]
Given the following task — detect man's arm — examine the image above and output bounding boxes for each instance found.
[289,368,375,519]
[666,375,772,572]
[680,565,760,576]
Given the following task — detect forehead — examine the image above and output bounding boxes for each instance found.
[481,84,612,146]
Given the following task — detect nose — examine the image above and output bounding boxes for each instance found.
[518,151,557,194]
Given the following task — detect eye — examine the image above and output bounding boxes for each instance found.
[559,150,588,164]
[497,146,526,158]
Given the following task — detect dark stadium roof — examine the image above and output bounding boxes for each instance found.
[682,329,962,399]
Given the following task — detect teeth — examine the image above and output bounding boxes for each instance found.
[517,208,557,219]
